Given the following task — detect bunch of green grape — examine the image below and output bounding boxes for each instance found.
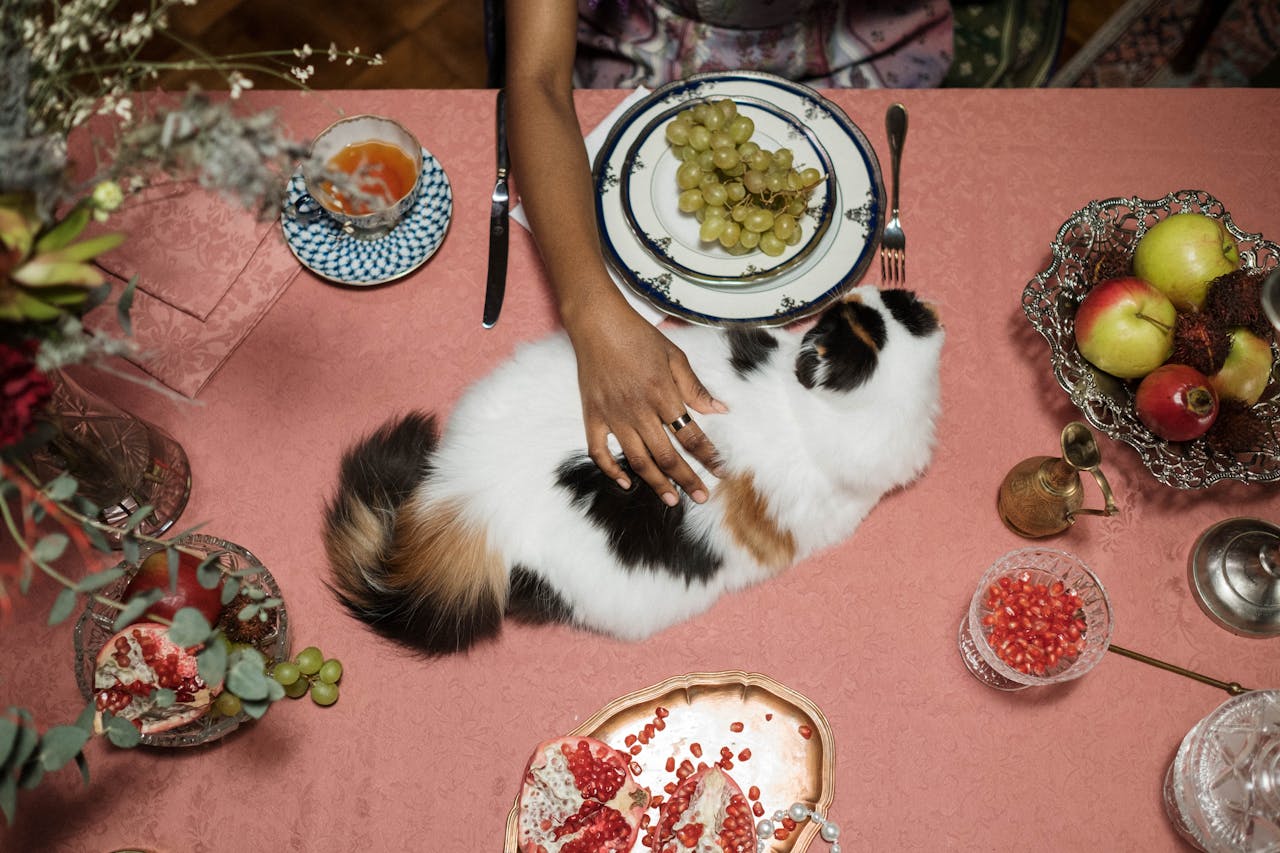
[663,99,824,258]
[269,645,344,706]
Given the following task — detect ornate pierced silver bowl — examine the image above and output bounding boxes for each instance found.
[1023,189,1280,489]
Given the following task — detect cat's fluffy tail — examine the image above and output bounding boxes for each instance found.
[323,412,508,654]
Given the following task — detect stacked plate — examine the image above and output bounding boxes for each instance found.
[593,72,886,326]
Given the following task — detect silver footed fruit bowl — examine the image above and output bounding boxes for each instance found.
[1023,189,1280,489]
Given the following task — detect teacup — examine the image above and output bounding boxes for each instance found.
[303,115,424,237]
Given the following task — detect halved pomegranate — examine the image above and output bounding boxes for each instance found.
[517,736,649,853]
[92,622,221,734]
[653,765,755,853]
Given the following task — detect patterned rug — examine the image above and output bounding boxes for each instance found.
[1049,0,1280,87]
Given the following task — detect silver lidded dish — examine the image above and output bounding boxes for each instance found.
[1023,189,1280,489]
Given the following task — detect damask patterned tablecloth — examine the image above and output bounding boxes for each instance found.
[3,88,1279,853]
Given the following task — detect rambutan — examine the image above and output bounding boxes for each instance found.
[1204,269,1272,338]
[1170,311,1230,376]
[1205,400,1275,456]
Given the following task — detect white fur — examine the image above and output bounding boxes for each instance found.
[424,285,944,640]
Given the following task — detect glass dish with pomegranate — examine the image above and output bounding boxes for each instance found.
[979,569,1089,679]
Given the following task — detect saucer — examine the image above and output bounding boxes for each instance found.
[280,147,452,286]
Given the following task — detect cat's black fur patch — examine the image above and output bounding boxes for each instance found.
[330,411,437,517]
[880,289,939,337]
[507,566,575,624]
[555,454,723,584]
[727,327,779,378]
[795,301,884,392]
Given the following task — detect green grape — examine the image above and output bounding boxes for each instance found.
[764,173,786,194]
[295,646,324,676]
[711,148,740,171]
[742,170,766,195]
[677,145,697,162]
[701,182,728,208]
[747,150,771,172]
[760,232,786,256]
[690,103,711,125]
[743,208,774,234]
[737,141,760,159]
[772,213,798,242]
[787,197,807,217]
[725,181,746,203]
[727,115,754,145]
[310,681,340,707]
[676,161,702,191]
[284,677,310,699]
[799,167,822,188]
[730,204,749,223]
[701,107,724,131]
[696,150,716,171]
[687,125,711,151]
[709,130,734,151]
[271,661,301,686]
[318,658,344,685]
[214,692,243,717]
[785,227,803,246]
[716,99,737,122]
[678,188,705,213]
[773,148,794,170]
[739,229,761,249]
[664,119,691,146]
[699,214,727,243]
[718,221,741,249]
[786,169,805,191]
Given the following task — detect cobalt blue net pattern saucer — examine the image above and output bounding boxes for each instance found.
[281,147,452,286]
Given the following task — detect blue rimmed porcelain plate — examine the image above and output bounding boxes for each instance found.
[281,147,452,286]
[594,72,885,327]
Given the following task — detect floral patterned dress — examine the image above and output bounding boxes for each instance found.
[575,0,955,88]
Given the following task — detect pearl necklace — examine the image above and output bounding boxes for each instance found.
[756,802,842,852]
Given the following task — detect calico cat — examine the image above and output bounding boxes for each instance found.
[323,285,944,654]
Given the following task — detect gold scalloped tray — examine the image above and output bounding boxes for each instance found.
[503,671,835,852]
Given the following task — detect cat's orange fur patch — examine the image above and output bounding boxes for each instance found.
[845,312,881,353]
[720,473,796,571]
[390,497,507,609]
[323,495,387,609]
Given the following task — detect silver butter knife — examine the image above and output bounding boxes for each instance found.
[482,88,509,329]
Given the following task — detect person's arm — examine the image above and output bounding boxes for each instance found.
[505,0,726,507]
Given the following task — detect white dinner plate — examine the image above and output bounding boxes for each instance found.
[620,96,836,285]
[593,71,885,326]
[280,147,452,286]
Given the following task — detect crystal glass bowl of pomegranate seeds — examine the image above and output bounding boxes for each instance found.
[958,547,1114,691]
[72,534,290,747]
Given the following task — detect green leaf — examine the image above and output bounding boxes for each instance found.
[227,660,269,701]
[196,554,222,590]
[220,577,240,606]
[38,726,90,772]
[74,702,95,733]
[260,597,283,610]
[83,524,112,553]
[113,590,161,631]
[33,204,90,252]
[3,720,37,775]
[75,752,90,786]
[121,534,139,567]
[167,608,211,647]
[43,473,78,501]
[104,715,140,748]
[12,259,105,287]
[122,504,155,533]
[41,231,125,263]
[198,638,227,687]
[152,688,175,709]
[0,770,15,826]
[237,602,260,622]
[265,678,285,702]
[75,567,126,592]
[165,547,179,591]
[18,756,44,790]
[246,586,265,601]
[31,533,68,563]
[48,588,78,626]
[116,275,138,335]
[240,698,271,720]
[0,718,17,769]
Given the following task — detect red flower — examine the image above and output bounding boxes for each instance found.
[0,340,53,448]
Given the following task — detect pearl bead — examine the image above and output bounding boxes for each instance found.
[789,803,810,822]
[830,844,841,853]
[756,819,775,838]
[773,810,786,821]
[821,821,841,842]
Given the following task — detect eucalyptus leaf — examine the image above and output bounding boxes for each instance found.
[75,567,126,592]
[0,719,17,769]
[47,588,78,626]
[17,754,44,789]
[121,535,139,567]
[113,590,161,631]
[74,702,95,733]
[197,639,227,686]
[240,698,271,720]
[152,688,175,709]
[246,586,265,601]
[33,203,90,252]
[237,602,260,622]
[5,723,37,774]
[116,275,138,335]
[0,771,15,826]
[42,473,78,501]
[265,678,285,702]
[260,597,283,609]
[30,503,46,524]
[83,524,112,554]
[104,715,141,748]
[31,533,68,564]
[38,727,89,772]
[166,608,211,647]
[165,547,179,591]
[220,577,240,605]
[196,554,222,590]
[122,504,155,533]
[75,752,90,786]
[226,661,269,701]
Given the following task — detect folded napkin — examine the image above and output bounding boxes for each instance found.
[510,88,665,326]
[89,183,300,398]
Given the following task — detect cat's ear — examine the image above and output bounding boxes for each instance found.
[795,301,885,391]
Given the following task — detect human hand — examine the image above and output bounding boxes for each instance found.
[569,308,728,507]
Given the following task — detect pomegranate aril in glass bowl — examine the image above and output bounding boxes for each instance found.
[958,547,1114,691]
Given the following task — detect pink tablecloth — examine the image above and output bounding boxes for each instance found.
[3,87,1278,853]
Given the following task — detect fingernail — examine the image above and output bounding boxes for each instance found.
[662,491,679,507]
[711,399,729,414]
[691,489,708,504]
[616,476,631,490]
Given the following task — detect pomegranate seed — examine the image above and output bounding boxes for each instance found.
[748,785,760,800]
[690,742,702,758]
[665,756,676,773]
[729,721,744,733]
[798,725,813,740]
[655,706,669,718]
[737,748,751,761]
[753,801,764,817]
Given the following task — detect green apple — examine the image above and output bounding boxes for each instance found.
[1075,276,1177,378]
[1133,213,1240,311]
[1209,327,1275,405]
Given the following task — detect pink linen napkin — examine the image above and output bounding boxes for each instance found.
[88,183,300,398]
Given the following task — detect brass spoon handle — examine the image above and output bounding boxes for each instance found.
[1108,643,1251,696]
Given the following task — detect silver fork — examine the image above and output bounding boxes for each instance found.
[880,103,908,285]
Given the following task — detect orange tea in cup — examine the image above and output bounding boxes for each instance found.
[321,140,418,214]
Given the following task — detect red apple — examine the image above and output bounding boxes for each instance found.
[1075,277,1177,379]
[122,548,224,624]
[1133,213,1240,311]
[1135,363,1219,441]
[1210,328,1275,405]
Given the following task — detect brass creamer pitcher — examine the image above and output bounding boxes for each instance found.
[997,422,1119,539]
